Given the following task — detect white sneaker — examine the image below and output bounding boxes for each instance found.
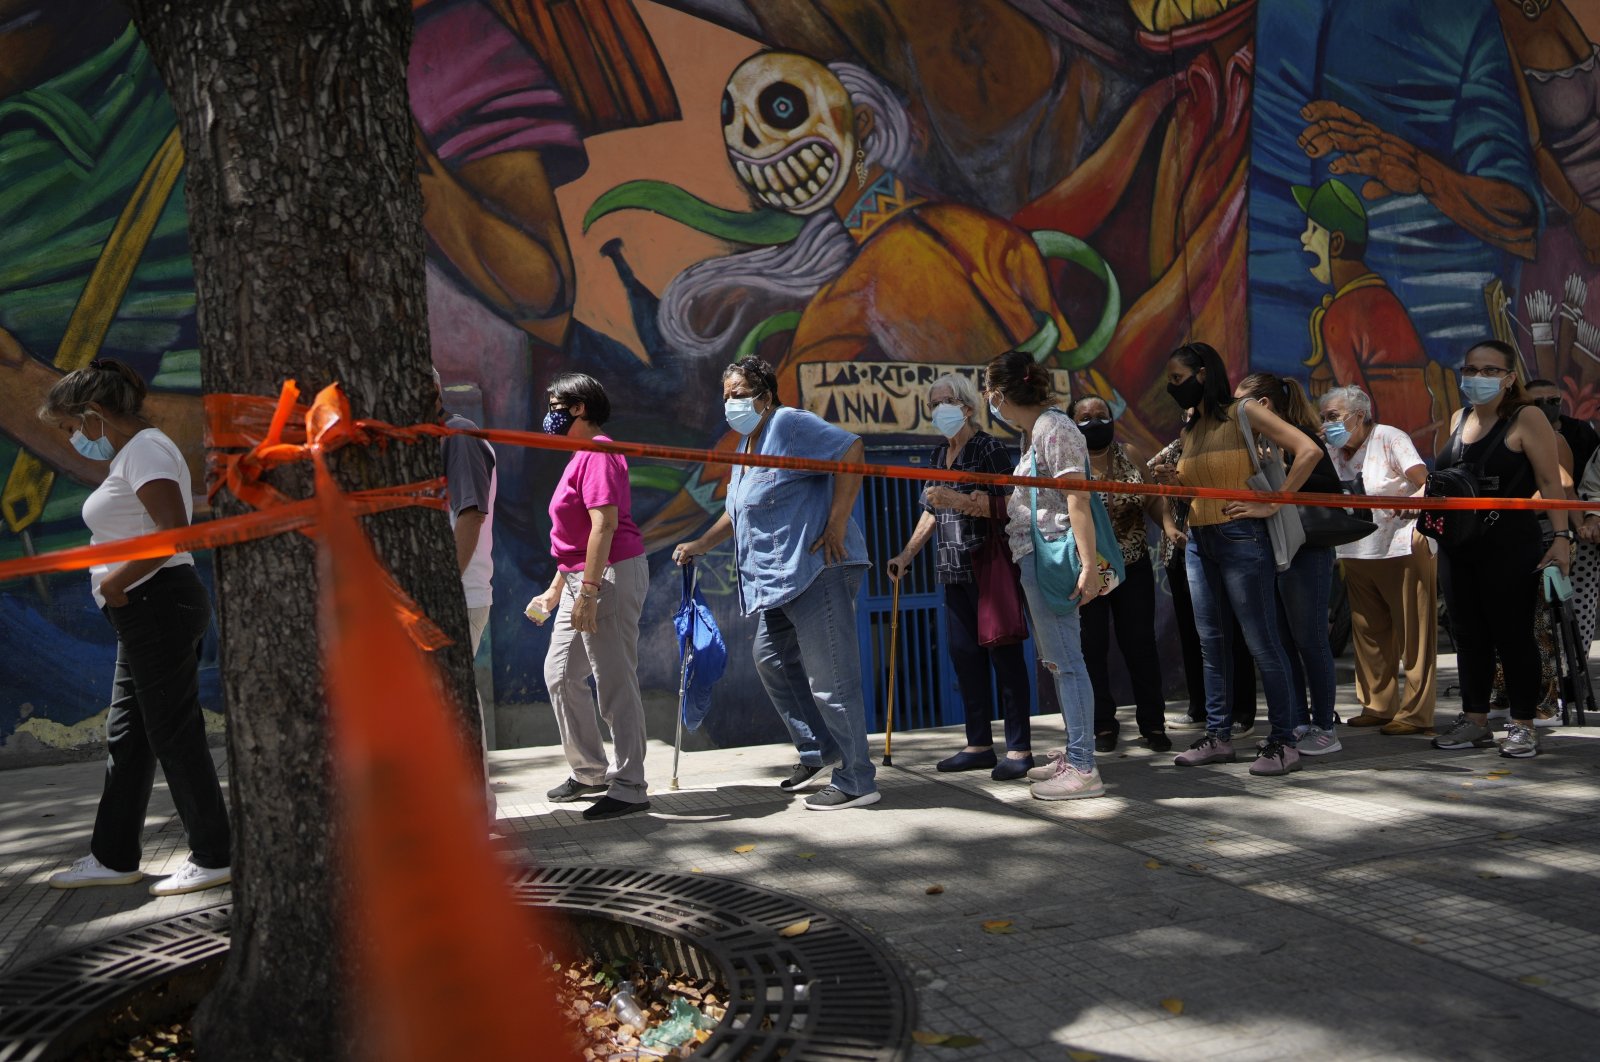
[49,854,143,890]
[1167,717,1207,732]
[1533,706,1563,729]
[1030,762,1105,801]
[1026,750,1066,781]
[148,858,232,897]
[1486,707,1510,722]
[1232,724,1258,741]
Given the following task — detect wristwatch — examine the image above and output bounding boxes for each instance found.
[1553,530,1575,542]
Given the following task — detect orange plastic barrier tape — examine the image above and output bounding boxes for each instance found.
[315,455,577,1062]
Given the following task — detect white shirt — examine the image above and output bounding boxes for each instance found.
[1005,409,1088,560]
[81,428,194,607]
[1328,423,1431,560]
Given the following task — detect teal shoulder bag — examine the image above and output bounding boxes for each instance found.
[1029,442,1126,616]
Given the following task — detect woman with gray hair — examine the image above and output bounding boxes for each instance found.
[1319,385,1438,735]
[887,374,1034,779]
[39,360,232,897]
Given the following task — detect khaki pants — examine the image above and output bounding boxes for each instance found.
[467,605,497,820]
[544,554,649,801]
[1343,532,1438,728]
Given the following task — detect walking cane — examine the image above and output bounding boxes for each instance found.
[672,562,695,790]
[882,575,901,766]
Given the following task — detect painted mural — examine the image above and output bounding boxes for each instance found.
[3,0,1599,759]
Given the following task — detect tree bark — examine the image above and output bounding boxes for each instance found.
[123,2,480,1057]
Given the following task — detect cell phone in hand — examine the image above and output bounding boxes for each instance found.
[1148,438,1183,470]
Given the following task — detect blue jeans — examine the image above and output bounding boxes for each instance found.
[1019,554,1097,771]
[752,566,876,796]
[1186,521,1300,744]
[1276,544,1337,730]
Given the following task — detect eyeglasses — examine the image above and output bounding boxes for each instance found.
[1320,411,1350,424]
[1459,365,1513,378]
[547,401,569,411]
[1533,397,1561,407]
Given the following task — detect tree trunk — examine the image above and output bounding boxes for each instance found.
[123,3,480,1057]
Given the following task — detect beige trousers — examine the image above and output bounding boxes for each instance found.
[467,605,497,820]
[543,554,649,801]
[1343,532,1438,728]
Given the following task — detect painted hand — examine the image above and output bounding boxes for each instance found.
[1299,101,1421,200]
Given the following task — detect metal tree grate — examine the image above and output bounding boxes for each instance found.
[0,866,915,1061]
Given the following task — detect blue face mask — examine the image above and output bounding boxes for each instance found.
[1323,420,1351,448]
[988,401,1008,426]
[930,403,967,438]
[71,412,116,461]
[542,409,574,436]
[1459,374,1505,407]
[725,396,765,436]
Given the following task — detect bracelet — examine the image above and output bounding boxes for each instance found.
[581,579,602,590]
[578,589,600,601]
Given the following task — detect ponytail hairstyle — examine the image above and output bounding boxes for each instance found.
[1169,341,1234,427]
[983,350,1052,407]
[721,356,782,406]
[37,358,148,422]
[1237,371,1322,437]
[1467,339,1532,421]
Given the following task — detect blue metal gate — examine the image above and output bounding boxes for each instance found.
[853,447,1042,735]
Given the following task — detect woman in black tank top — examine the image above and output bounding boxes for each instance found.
[1431,341,1571,761]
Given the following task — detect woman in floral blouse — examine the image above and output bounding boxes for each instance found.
[1072,396,1175,753]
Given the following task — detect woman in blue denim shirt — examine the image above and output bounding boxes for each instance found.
[978,352,1109,800]
[673,357,879,811]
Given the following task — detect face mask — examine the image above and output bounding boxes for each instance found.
[988,401,1008,426]
[1459,374,1505,407]
[1167,375,1204,410]
[1077,418,1114,451]
[725,397,765,436]
[930,403,967,438]
[542,409,574,436]
[1323,420,1350,448]
[1537,400,1561,426]
[71,412,116,461]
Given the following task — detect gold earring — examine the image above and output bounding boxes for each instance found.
[855,148,868,189]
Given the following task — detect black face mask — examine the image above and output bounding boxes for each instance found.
[1537,400,1561,426]
[1167,375,1204,410]
[1078,418,1114,451]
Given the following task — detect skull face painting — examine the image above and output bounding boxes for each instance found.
[722,52,855,216]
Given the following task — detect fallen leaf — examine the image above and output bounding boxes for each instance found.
[797,852,817,860]
[1495,832,1519,841]
[779,918,811,938]
[734,844,756,854]
[926,885,945,895]
[1144,860,1162,870]
[1160,998,1184,1016]
[690,867,703,874]
[1186,863,1207,872]
[1518,974,1550,987]
[941,1036,984,1048]
[1067,1051,1103,1062]
[1460,782,1475,788]
[980,919,1016,935]
[1411,936,1428,945]
[913,1031,950,1045]
[1445,794,1465,801]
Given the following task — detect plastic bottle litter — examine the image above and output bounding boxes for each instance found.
[640,997,715,1050]
[608,985,647,1029]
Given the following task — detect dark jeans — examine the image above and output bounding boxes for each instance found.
[1277,545,1338,730]
[1186,521,1300,744]
[943,581,1033,751]
[1083,557,1167,736]
[1167,551,1256,726]
[1441,521,1543,721]
[93,566,231,872]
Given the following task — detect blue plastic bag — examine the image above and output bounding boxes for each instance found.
[673,563,727,731]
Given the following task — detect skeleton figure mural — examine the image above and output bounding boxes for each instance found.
[586,51,1119,546]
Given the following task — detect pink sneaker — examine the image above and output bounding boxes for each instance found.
[1248,740,1302,777]
[1174,734,1236,767]
[1026,750,1066,781]
[1030,761,1105,800]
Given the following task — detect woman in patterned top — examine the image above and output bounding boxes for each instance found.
[1071,396,1174,753]
[888,374,1034,780]
[977,352,1107,800]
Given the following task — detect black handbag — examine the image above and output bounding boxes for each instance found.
[1298,497,1380,548]
[1418,416,1510,548]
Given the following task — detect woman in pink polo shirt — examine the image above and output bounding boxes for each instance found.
[527,373,650,820]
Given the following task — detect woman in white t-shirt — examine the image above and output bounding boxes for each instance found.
[1319,386,1438,735]
[39,360,232,897]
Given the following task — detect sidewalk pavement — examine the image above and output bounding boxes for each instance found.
[5,653,1600,1061]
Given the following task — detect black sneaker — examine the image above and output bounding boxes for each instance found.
[1094,731,1118,753]
[582,796,651,821]
[803,785,882,811]
[547,777,606,802]
[779,763,826,791]
[1143,732,1173,753]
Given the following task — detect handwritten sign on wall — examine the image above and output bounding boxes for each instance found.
[796,362,1074,436]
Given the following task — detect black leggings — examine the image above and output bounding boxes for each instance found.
[1083,558,1168,736]
[1441,523,1543,721]
[943,580,1033,751]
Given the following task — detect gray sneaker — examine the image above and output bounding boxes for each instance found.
[1174,734,1236,767]
[1499,724,1539,759]
[1432,714,1496,751]
[1296,726,1342,756]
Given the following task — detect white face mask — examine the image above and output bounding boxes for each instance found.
[930,402,967,438]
